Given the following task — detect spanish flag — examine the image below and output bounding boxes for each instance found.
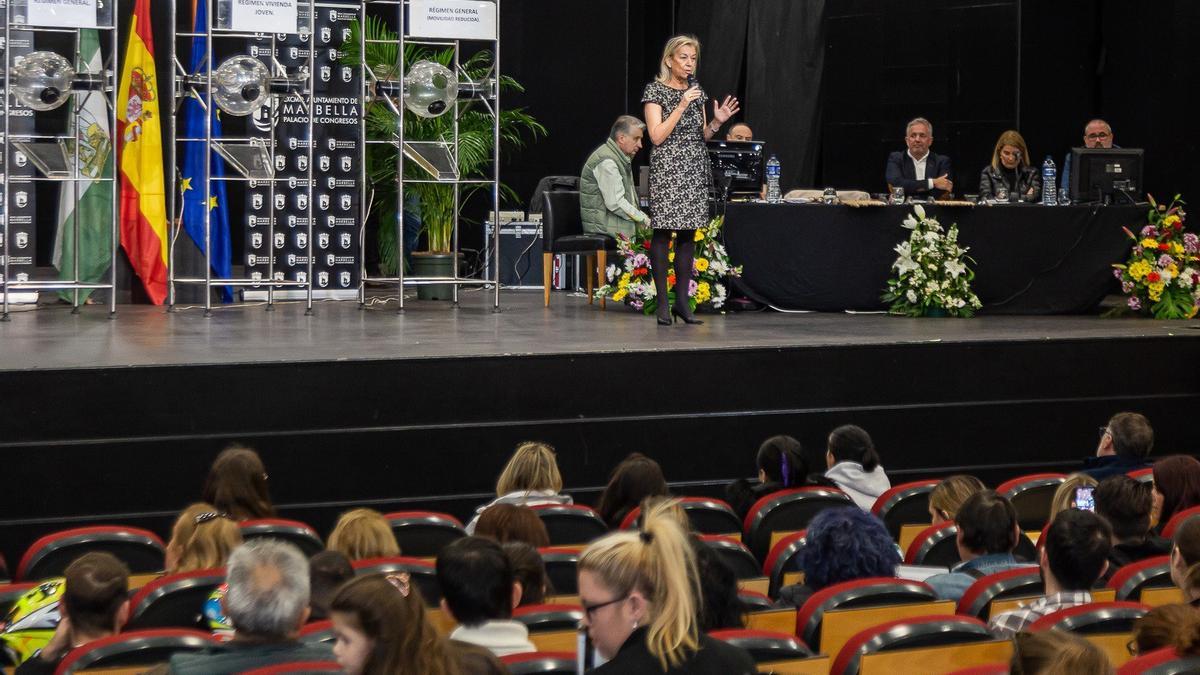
[117,0,168,304]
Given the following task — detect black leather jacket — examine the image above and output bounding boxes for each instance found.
[978,165,1041,202]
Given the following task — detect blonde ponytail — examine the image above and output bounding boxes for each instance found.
[579,499,700,670]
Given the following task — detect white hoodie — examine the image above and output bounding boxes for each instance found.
[825,461,892,511]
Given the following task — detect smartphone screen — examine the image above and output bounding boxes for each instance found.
[1075,486,1095,512]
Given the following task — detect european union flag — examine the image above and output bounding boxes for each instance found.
[180,0,232,301]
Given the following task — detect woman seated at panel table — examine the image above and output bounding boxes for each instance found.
[978,130,1041,203]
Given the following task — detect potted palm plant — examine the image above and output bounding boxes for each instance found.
[343,17,546,298]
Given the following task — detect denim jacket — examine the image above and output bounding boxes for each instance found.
[925,553,1036,602]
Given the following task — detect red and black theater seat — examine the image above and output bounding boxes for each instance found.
[299,619,334,644]
[1162,505,1200,539]
[871,480,939,540]
[239,519,324,557]
[240,661,344,674]
[709,629,813,663]
[1107,556,1174,602]
[905,522,1036,567]
[796,577,938,651]
[997,473,1067,531]
[699,535,762,580]
[763,530,806,599]
[351,556,440,605]
[956,567,1043,619]
[743,487,854,562]
[538,546,580,596]
[384,511,466,558]
[1028,601,1151,634]
[512,603,584,632]
[946,664,1010,675]
[1127,467,1154,483]
[55,628,219,674]
[501,651,577,675]
[830,615,995,675]
[529,504,608,546]
[1117,646,1200,674]
[17,525,165,581]
[126,567,225,630]
[738,588,774,611]
[620,496,743,536]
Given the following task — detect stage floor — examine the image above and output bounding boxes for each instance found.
[1,289,1197,371]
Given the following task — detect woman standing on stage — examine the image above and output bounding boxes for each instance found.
[643,35,739,325]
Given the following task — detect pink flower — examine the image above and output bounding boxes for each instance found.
[1141,225,1158,237]
[1133,246,1144,256]
[1113,268,1123,280]
[1122,281,1134,293]
[1128,296,1142,311]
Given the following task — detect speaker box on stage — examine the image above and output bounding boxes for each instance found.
[484,221,544,288]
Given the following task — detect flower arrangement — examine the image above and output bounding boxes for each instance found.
[882,204,982,317]
[594,215,742,314]
[1113,194,1198,319]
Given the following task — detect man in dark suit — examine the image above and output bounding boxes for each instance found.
[886,117,954,199]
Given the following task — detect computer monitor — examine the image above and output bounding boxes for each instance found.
[1069,147,1144,204]
[707,140,765,198]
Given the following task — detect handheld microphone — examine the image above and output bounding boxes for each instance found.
[686,74,697,89]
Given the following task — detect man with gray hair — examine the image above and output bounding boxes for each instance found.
[168,539,332,674]
[580,115,651,240]
[886,117,954,199]
[1060,118,1117,196]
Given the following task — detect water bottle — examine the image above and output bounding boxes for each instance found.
[1041,156,1057,206]
[766,155,782,203]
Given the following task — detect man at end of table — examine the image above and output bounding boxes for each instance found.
[580,115,651,240]
[726,122,753,142]
[886,117,954,199]
[1060,118,1117,197]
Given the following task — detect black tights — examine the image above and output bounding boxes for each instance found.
[649,229,697,319]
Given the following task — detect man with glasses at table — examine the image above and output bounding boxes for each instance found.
[1081,411,1153,481]
[1060,118,1118,197]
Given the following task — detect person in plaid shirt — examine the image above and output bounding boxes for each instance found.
[989,509,1113,637]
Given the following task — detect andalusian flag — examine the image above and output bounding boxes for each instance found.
[54,29,113,302]
[180,0,232,301]
[117,0,168,303]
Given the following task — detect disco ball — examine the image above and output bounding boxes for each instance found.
[11,51,75,112]
[212,55,269,116]
[403,60,457,118]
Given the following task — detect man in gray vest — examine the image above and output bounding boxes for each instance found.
[580,115,651,240]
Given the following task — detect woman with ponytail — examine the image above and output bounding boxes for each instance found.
[164,503,242,574]
[577,499,756,674]
[1130,603,1200,656]
[725,435,824,520]
[1169,516,1200,606]
[824,424,891,510]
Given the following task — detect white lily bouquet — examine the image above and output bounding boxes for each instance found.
[882,204,982,317]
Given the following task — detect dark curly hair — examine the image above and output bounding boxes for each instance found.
[798,507,899,590]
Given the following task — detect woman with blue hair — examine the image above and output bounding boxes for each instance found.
[776,507,901,608]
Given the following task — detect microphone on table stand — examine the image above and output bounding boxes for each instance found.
[1012,149,1022,203]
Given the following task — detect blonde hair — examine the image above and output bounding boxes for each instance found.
[929,475,985,521]
[495,442,563,497]
[656,35,700,85]
[1132,603,1200,656]
[168,502,242,574]
[1049,473,1099,521]
[990,129,1032,172]
[327,508,401,561]
[579,499,700,670]
[1011,629,1114,674]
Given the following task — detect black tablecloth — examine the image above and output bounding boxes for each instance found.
[723,202,1143,314]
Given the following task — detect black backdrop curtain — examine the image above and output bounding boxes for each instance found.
[677,0,826,191]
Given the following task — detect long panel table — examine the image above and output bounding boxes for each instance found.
[723,202,1143,314]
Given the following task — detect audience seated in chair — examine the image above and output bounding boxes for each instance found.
[928,475,986,524]
[1095,475,1171,579]
[329,573,466,675]
[576,500,757,674]
[307,551,354,622]
[1152,455,1200,533]
[167,540,333,674]
[202,445,276,521]
[467,441,573,535]
[1009,629,1114,675]
[725,435,829,520]
[165,504,242,575]
[14,552,129,675]
[437,536,535,657]
[1169,516,1200,606]
[925,490,1035,601]
[1082,412,1153,481]
[1048,473,1098,523]
[1130,603,1200,657]
[595,453,669,529]
[988,509,1112,637]
[776,506,900,608]
[326,508,402,561]
[823,425,891,511]
[474,504,551,548]
[502,542,551,607]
